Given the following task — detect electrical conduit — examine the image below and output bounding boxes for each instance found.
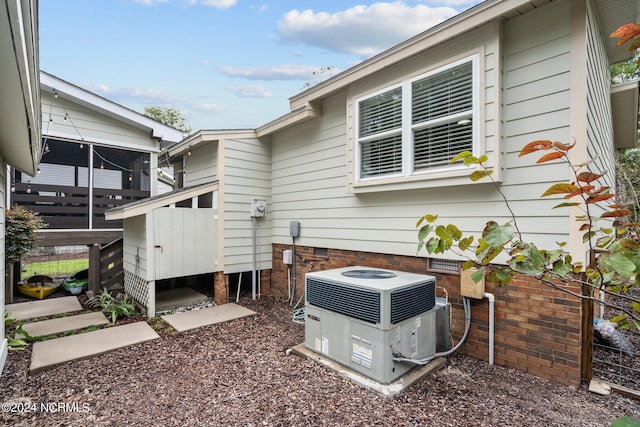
[483,292,495,366]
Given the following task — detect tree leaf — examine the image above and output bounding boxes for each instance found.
[586,193,615,204]
[536,151,565,163]
[541,183,578,197]
[471,268,485,283]
[553,140,576,151]
[601,209,632,218]
[470,170,491,181]
[451,151,472,164]
[576,171,601,183]
[552,202,581,209]
[459,236,474,252]
[519,140,553,156]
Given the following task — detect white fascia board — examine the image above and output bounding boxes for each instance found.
[168,129,257,157]
[40,72,184,143]
[256,103,322,137]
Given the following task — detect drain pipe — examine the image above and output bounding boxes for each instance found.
[483,292,495,366]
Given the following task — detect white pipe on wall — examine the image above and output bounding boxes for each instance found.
[483,292,495,366]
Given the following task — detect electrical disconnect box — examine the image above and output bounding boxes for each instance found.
[460,268,485,299]
[251,199,266,217]
[290,220,300,237]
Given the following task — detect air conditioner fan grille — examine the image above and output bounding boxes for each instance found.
[390,281,436,324]
[306,278,380,324]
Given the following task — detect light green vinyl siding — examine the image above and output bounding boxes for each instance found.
[184,141,217,186]
[501,0,573,247]
[41,92,156,150]
[585,0,615,195]
[222,138,271,274]
[270,1,577,259]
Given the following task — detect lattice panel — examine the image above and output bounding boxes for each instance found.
[124,269,149,307]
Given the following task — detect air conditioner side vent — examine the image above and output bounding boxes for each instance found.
[390,281,436,324]
[307,277,380,324]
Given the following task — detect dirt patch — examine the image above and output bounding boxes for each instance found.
[1,296,639,426]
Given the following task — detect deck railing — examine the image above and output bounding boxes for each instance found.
[12,182,148,229]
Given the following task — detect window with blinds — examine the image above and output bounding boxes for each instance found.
[356,55,477,182]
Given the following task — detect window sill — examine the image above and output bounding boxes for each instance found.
[350,166,489,193]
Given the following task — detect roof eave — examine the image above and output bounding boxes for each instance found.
[40,71,184,144]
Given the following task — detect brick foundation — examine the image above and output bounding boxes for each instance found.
[269,244,583,388]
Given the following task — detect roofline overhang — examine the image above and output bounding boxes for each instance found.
[0,0,42,176]
[611,80,639,149]
[257,0,640,138]
[256,102,322,137]
[40,71,184,144]
[168,129,257,158]
[105,182,219,220]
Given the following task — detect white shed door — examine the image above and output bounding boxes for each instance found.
[154,207,217,280]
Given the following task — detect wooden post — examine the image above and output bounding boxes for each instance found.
[88,243,101,295]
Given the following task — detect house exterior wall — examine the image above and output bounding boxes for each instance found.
[501,0,573,249]
[268,0,587,387]
[270,1,574,260]
[183,141,218,187]
[585,0,615,191]
[221,138,271,274]
[41,92,158,151]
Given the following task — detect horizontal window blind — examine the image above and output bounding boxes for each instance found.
[414,120,473,170]
[360,134,403,178]
[359,87,402,138]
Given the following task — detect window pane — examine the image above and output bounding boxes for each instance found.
[360,134,403,178]
[414,120,473,170]
[412,61,473,124]
[359,87,402,138]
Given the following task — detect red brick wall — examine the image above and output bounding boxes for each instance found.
[269,244,583,388]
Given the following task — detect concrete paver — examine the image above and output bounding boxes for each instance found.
[161,303,256,332]
[30,321,160,374]
[6,296,83,320]
[17,312,109,338]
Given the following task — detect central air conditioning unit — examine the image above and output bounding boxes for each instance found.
[305,266,437,384]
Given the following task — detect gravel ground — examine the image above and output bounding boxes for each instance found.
[2,296,639,427]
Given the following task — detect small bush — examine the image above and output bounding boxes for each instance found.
[88,289,137,324]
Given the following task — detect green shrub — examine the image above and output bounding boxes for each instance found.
[87,289,137,324]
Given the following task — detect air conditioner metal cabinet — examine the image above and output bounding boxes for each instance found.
[304,266,437,384]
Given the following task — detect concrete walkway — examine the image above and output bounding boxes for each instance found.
[6,296,82,320]
[161,303,256,332]
[30,322,160,374]
[6,296,257,374]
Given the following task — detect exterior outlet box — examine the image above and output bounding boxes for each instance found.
[283,249,293,265]
[460,268,485,299]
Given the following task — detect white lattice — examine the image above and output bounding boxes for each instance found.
[124,269,149,307]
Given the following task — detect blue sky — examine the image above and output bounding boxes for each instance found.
[40,0,483,132]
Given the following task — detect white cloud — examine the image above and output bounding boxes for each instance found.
[226,84,272,98]
[199,0,236,9]
[277,1,457,57]
[218,64,320,80]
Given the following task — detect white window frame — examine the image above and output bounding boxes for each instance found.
[354,54,480,183]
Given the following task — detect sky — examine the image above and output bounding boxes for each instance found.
[39,0,483,133]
